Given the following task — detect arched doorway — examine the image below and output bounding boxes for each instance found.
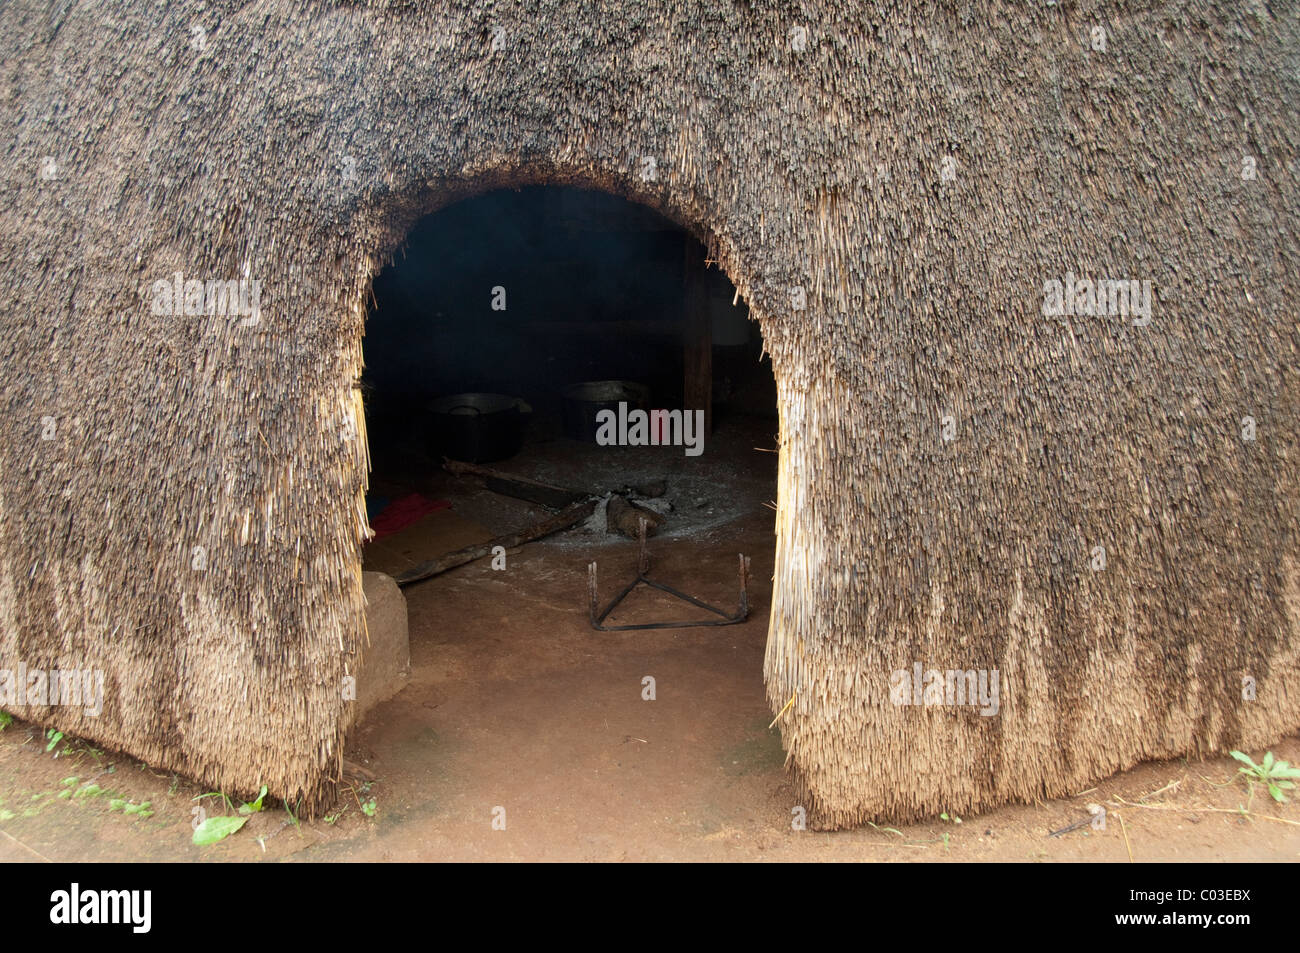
[348,184,785,846]
[361,184,778,584]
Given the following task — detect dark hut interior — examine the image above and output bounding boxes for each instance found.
[362,185,778,600]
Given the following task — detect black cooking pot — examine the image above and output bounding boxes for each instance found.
[561,380,651,443]
[427,393,530,463]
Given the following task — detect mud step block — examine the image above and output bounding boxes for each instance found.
[358,571,411,718]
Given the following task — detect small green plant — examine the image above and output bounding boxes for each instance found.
[45,729,64,753]
[192,814,248,846]
[361,798,377,817]
[0,711,12,730]
[191,785,267,846]
[940,812,962,824]
[106,796,151,816]
[1231,750,1300,803]
[238,785,268,815]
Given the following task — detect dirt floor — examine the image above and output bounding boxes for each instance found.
[2,414,1298,862]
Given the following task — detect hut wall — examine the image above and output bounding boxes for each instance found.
[0,0,1295,824]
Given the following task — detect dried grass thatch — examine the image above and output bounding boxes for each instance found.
[0,1,1296,824]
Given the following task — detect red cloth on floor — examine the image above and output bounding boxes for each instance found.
[369,493,452,540]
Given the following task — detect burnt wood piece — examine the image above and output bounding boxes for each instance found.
[394,499,597,587]
[607,494,665,538]
[444,459,589,508]
[484,476,587,509]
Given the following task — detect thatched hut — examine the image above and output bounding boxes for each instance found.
[0,0,1296,827]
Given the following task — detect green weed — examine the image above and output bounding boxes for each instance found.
[1231,750,1300,803]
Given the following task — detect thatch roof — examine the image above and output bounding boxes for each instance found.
[0,0,1296,825]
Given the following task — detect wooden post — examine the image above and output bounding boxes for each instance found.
[683,236,713,436]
